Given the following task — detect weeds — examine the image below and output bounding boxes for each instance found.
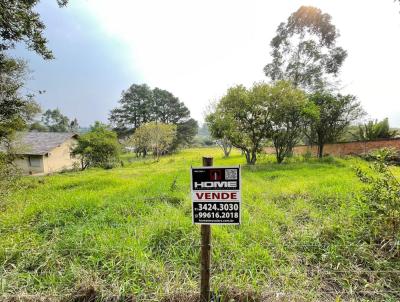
[0,148,399,301]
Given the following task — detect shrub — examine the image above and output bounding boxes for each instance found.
[355,160,400,251]
[72,122,120,170]
[0,153,20,207]
[365,147,400,164]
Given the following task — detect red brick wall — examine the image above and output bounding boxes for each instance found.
[264,138,400,156]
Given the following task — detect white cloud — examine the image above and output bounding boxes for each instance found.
[80,0,400,126]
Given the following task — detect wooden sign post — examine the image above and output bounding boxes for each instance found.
[200,156,212,302]
[191,157,241,301]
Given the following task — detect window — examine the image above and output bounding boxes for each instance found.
[29,156,41,167]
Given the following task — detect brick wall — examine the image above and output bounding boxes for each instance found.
[264,138,400,157]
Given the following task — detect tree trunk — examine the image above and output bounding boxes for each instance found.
[244,150,251,164]
[223,144,232,157]
[318,143,324,158]
[276,153,283,164]
[250,150,257,165]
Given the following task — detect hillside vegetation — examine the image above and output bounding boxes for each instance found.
[1,148,399,301]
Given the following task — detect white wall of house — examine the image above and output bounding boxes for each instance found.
[15,137,79,175]
[43,138,79,173]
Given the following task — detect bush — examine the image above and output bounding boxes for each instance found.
[72,122,120,170]
[364,147,400,164]
[355,160,400,251]
[0,153,20,207]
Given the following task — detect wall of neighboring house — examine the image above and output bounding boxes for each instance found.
[264,138,400,157]
[42,137,79,173]
[15,155,45,175]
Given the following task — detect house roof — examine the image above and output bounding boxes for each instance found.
[10,132,79,155]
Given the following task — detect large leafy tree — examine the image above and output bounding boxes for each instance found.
[110,84,153,136]
[41,109,70,132]
[264,6,347,91]
[306,92,364,158]
[209,83,273,164]
[109,84,197,149]
[269,81,316,163]
[152,88,190,123]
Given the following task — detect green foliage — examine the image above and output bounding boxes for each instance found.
[355,161,400,250]
[207,81,316,164]
[366,147,400,164]
[29,110,79,133]
[174,118,198,148]
[1,149,399,300]
[269,81,316,163]
[305,92,364,158]
[264,6,347,91]
[354,118,397,141]
[208,83,273,164]
[0,152,20,207]
[206,110,233,157]
[41,108,70,132]
[72,122,120,170]
[0,0,68,60]
[109,84,196,149]
[127,122,177,159]
[0,55,40,143]
[0,0,66,144]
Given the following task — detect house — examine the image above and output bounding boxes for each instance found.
[9,132,80,175]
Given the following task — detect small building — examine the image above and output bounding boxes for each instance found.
[10,132,80,175]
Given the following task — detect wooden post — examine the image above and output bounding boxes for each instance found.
[200,156,213,302]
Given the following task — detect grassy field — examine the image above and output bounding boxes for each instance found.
[1,148,399,301]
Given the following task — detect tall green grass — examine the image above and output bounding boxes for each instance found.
[0,148,399,301]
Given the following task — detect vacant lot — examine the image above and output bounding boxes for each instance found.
[1,148,399,301]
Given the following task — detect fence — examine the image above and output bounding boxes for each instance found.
[264,138,400,157]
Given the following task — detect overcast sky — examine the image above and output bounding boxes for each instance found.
[13,0,400,127]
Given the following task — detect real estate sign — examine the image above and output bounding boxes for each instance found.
[191,166,241,225]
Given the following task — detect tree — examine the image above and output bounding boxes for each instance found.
[127,125,150,157]
[41,109,70,132]
[109,84,196,149]
[127,122,177,159]
[353,118,397,141]
[152,88,190,124]
[109,84,153,136]
[147,122,177,159]
[306,92,364,158]
[29,121,48,132]
[0,0,68,60]
[72,122,120,170]
[206,111,233,157]
[264,6,347,91]
[0,56,40,143]
[69,118,79,133]
[174,118,198,149]
[209,83,273,164]
[0,0,67,142]
[269,81,315,163]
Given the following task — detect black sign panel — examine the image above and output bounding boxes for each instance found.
[191,166,241,225]
[191,167,240,191]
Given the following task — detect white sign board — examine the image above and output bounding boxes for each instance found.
[191,166,241,225]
